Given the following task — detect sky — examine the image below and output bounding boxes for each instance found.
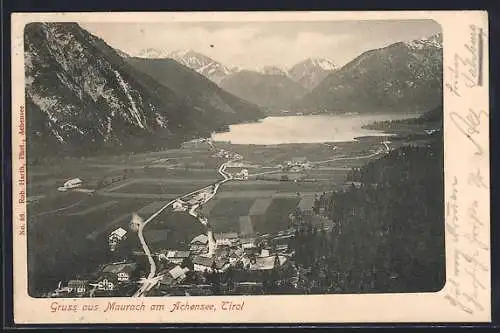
[80,20,441,70]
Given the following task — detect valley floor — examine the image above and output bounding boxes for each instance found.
[25,121,442,297]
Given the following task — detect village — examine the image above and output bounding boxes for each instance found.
[40,136,381,299]
[47,188,334,298]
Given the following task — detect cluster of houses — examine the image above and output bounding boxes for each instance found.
[49,187,336,298]
[49,261,139,297]
[280,157,314,172]
[212,149,243,160]
[50,222,312,298]
[125,225,299,296]
[181,138,213,149]
[233,169,249,180]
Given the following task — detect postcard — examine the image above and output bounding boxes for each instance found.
[11,10,490,324]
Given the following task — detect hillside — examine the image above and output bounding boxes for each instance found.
[220,70,308,111]
[24,23,262,158]
[126,57,263,126]
[294,34,443,114]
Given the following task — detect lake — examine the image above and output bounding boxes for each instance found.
[211,113,420,145]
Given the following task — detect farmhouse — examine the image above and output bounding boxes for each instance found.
[181,139,208,149]
[168,265,188,282]
[110,228,127,240]
[102,262,137,282]
[192,256,215,272]
[259,249,270,257]
[249,255,287,271]
[173,200,187,212]
[291,157,308,164]
[189,243,208,255]
[190,234,208,245]
[241,237,256,248]
[165,250,190,264]
[93,277,115,291]
[108,227,127,252]
[67,280,88,294]
[233,282,264,294]
[276,244,289,253]
[214,232,239,246]
[271,234,295,246]
[234,169,249,180]
[64,178,83,189]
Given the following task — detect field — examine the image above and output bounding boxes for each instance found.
[144,210,205,252]
[111,180,216,195]
[206,198,257,233]
[26,137,402,296]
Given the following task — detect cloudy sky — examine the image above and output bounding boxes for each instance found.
[81,20,441,70]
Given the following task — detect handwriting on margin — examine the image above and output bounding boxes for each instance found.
[449,108,487,156]
[445,24,485,96]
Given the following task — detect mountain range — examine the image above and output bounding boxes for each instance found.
[294,33,443,114]
[24,23,263,157]
[25,23,443,157]
[133,48,338,91]
[142,36,442,114]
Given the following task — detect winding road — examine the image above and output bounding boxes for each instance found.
[133,144,237,297]
[131,141,388,297]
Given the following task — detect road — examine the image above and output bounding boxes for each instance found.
[132,144,236,297]
[131,141,387,297]
[313,148,386,165]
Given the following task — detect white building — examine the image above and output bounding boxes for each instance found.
[92,278,114,291]
[172,200,187,212]
[110,228,127,240]
[190,234,209,245]
[108,228,127,252]
[235,169,249,180]
[214,232,239,247]
[168,265,188,282]
[192,256,214,272]
[67,280,88,294]
[259,249,270,257]
[164,250,190,264]
[63,178,83,189]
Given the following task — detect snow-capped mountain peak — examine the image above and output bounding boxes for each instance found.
[169,49,192,58]
[309,58,337,71]
[167,49,235,84]
[287,57,338,90]
[404,33,443,50]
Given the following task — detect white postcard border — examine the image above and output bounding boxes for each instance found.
[11,10,490,324]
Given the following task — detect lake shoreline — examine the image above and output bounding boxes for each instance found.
[211,113,420,145]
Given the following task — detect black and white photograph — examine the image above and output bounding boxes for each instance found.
[11,11,490,324]
[24,18,446,299]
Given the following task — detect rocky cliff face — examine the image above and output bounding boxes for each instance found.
[294,34,443,114]
[24,23,262,157]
